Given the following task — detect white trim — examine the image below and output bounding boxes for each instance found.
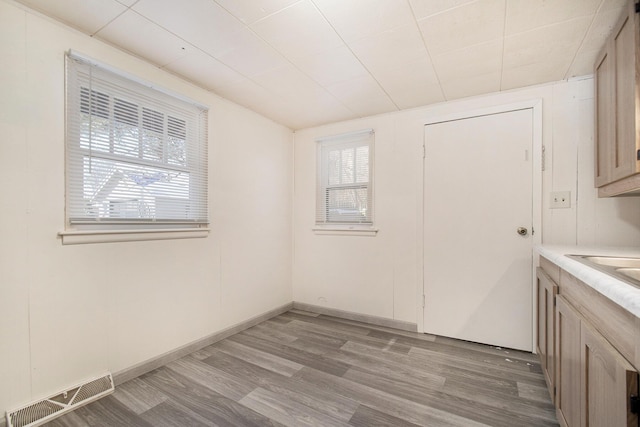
[421,100,542,126]
[113,302,293,385]
[315,128,374,142]
[418,99,544,343]
[58,228,210,245]
[312,227,378,236]
[416,126,425,333]
[292,302,417,332]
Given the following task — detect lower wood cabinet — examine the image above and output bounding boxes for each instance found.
[538,258,640,427]
[555,295,581,427]
[536,267,558,395]
[581,320,638,426]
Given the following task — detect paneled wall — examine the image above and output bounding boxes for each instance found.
[0,1,292,415]
[3,0,640,419]
[293,77,640,328]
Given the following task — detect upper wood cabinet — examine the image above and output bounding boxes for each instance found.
[594,0,640,196]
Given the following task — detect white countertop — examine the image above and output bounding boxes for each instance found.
[535,245,640,318]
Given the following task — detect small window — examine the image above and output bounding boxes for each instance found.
[316,129,374,227]
[65,53,208,238]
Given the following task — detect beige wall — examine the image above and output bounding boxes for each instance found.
[293,77,640,327]
[0,0,292,415]
[4,0,640,418]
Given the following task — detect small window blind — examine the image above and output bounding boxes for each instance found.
[65,53,208,226]
[316,129,374,225]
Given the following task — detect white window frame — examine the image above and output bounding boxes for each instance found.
[59,51,210,244]
[314,129,377,236]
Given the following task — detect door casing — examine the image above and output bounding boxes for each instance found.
[415,100,543,353]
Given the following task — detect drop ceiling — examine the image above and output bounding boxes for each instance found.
[15,0,628,129]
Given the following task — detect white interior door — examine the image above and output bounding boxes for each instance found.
[423,108,533,351]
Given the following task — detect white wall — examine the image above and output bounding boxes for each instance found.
[0,0,292,415]
[293,77,640,327]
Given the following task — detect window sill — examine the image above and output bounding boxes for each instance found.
[312,226,378,237]
[58,227,210,245]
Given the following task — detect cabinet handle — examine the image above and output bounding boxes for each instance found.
[631,395,639,414]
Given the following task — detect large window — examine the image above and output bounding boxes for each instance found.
[65,53,208,234]
[316,129,374,226]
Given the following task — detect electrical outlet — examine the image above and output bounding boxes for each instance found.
[550,191,571,209]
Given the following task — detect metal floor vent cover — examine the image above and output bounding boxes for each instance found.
[6,373,114,427]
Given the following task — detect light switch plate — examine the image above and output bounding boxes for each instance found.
[550,191,571,209]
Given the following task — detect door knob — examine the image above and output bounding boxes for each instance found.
[517,227,528,236]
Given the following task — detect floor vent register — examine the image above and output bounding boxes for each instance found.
[6,373,114,427]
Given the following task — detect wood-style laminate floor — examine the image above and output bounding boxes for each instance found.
[46,310,558,427]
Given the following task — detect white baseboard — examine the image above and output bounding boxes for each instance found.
[113,302,293,385]
[2,301,418,424]
[292,302,417,332]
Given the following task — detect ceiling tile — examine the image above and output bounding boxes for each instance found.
[252,64,329,100]
[505,0,601,36]
[581,6,626,49]
[600,0,630,11]
[348,24,430,73]
[96,11,191,67]
[503,16,591,71]
[312,0,415,43]
[502,17,590,88]
[501,61,565,91]
[441,72,501,100]
[287,93,357,127]
[16,0,127,35]
[162,50,245,91]
[290,45,369,86]
[214,78,278,111]
[133,0,244,57]
[566,50,598,78]
[346,95,399,118]
[213,0,300,25]
[213,78,305,128]
[432,39,502,83]
[325,74,397,116]
[250,0,344,58]
[566,5,626,78]
[418,0,505,55]
[409,0,476,20]
[218,79,353,129]
[371,58,445,109]
[214,28,289,77]
[16,0,622,129]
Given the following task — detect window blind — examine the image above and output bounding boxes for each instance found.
[316,129,374,225]
[65,53,209,226]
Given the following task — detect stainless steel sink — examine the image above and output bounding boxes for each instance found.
[583,256,640,268]
[617,268,640,281]
[567,255,640,288]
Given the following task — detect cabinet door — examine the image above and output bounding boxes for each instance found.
[594,40,614,187]
[611,0,639,182]
[556,295,581,427]
[536,267,558,399]
[581,321,639,427]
